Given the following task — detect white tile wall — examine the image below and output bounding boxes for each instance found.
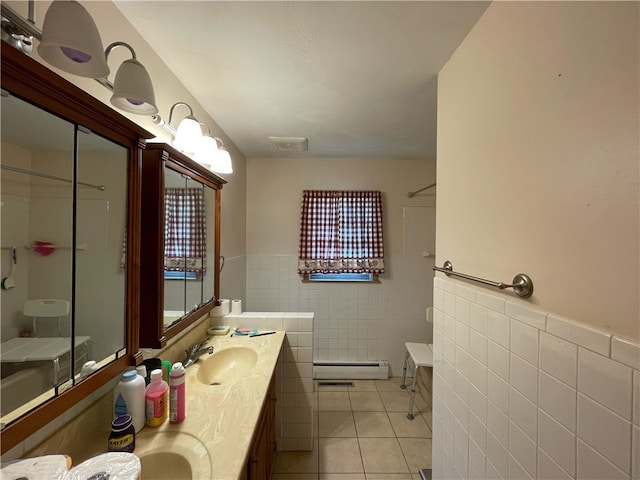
[578,347,633,419]
[211,311,314,451]
[432,277,640,480]
[245,254,433,375]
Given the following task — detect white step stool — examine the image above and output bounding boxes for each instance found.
[400,342,433,420]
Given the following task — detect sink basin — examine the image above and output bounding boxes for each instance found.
[135,432,210,480]
[196,346,258,385]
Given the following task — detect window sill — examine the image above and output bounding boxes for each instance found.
[301,273,380,283]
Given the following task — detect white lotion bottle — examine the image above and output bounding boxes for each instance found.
[113,369,146,433]
[169,362,185,423]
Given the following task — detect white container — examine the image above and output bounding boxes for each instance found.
[113,369,145,433]
[169,362,185,423]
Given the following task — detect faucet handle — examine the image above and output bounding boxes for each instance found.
[186,337,209,353]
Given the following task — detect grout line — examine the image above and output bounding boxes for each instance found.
[277,379,432,476]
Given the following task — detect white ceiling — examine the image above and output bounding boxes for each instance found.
[115,1,489,160]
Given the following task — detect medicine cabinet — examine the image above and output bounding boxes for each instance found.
[139,143,225,348]
[0,41,152,453]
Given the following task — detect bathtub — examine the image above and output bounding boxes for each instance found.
[1,367,51,416]
[163,310,186,329]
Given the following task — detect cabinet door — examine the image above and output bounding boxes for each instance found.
[250,409,269,480]
[0,40,151,454]
[139,143,226,348]
[266,375,277,476]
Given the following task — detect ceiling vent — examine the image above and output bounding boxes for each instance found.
[268,136,308,152]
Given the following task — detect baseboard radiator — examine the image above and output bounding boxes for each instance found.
[313,360,389,380]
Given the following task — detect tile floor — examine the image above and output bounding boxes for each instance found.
[273,377,432,480]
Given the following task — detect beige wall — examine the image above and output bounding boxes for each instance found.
[437,1,639,339]
[246,157,436,256]
[4,0,248,262]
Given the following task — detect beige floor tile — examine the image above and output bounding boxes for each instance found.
[349,380,378,392]
[380,391,418,412]
[319,437,364,473]
[366,475,414,480]
[387,412,431,438]
[319,392,352,411]
[375,377,406,391]
[359,437,409,473]
[318,411,357,437]
[422,409,432,429]
[274,438,319,474]
[320,475,366,480]
[398,438,432,472]
[349,391,385,411]
[353,411,395,438]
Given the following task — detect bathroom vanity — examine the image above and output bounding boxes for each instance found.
[22,328,284,480]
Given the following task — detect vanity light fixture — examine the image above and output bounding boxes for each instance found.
[212,141,233,174]
[195,124,220,168]
[105,42,158,115]
[2,2,157,115]
[195,125,234,174]
[2,1,231,167]
[166,102,202,154]
[38,0,109,78]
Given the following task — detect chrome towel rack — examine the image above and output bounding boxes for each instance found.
[407,182,436,198]
[433,260,534,298]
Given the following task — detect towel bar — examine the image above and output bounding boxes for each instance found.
[433,260,534,298]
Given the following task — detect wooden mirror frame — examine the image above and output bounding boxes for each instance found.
[139,143,226,348]
[0,41,153,453]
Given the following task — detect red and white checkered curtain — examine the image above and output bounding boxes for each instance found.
[297,190,385,274]
[164,188,206,273]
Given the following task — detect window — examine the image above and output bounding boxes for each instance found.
[163,187,206,280]
[297,190,384,281]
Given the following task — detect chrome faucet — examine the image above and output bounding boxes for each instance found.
[183,337,214,368]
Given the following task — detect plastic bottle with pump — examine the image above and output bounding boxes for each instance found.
[145,368,168,427]
[113,369,145,433]
[169,362,186,423]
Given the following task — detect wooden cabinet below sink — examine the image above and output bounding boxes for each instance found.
[244,373,277,480]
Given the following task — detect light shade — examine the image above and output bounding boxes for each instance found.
[212,147,233,174]
[110,58,158,115]
[173,116,202,153]
[38,0,109,78]
[195,133,219,168]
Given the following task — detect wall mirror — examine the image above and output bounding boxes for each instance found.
[0,41,152,453]
[140,144,225,348]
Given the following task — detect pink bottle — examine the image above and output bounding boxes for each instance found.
[169,362,185,423]
[145,369,168,427]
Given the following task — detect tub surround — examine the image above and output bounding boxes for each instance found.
[19,330,285,480]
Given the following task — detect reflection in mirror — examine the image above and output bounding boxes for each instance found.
[1,92,74,419]
[161,170,216,331]
[163,167,187,329]
[184,176,205,315]
[0,92,129,425]
[75,129,127,368]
